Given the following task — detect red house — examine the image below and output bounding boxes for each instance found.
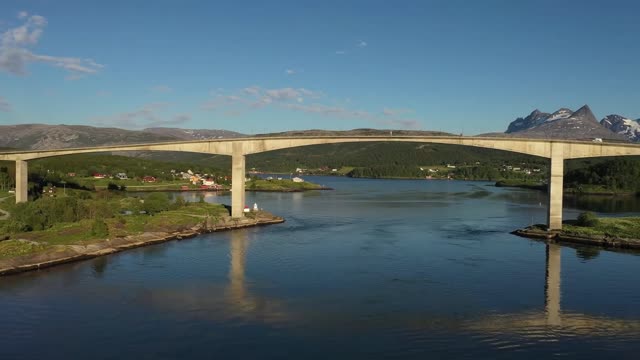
[142,176,157,183]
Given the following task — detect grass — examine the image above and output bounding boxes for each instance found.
[335,166,355,175]
[563,217,640,239]
[0,240,47,260]
[248,179,326,191]
[495,179,546,191]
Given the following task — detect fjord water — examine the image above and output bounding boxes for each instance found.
[2,177,640,359]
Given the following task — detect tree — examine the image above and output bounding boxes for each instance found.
[143,193,170,215]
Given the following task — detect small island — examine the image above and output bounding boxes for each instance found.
[246,177,331,192]
[513,212,640,250]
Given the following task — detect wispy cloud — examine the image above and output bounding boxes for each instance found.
[382,108,413,117]
[151,85,172,93]
[357,40,367,48]
[335,50,346,55]
[0,96,11,112]
[0,11,103,78]
[200,86,421,129]
[89,103,192,129]
[285,69,296,75]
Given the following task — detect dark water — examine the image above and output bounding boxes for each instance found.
[2,177,640,359]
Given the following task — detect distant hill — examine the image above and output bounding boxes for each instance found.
[0,124,244,150]
[143,127,245,140]
[255,128,453,137]
[503,105,629,141]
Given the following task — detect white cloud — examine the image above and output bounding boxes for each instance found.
[285,69,296,75]
[242,85,261,95]
[200,86,420,129]
[0,96,11,112]
[0,13,103,78]
[357,40,367,48]
[151,85,172,93]
[89,103,192,129]
[335,50,346,55]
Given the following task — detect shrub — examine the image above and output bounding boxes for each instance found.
[91,218,109,237]
[172,195,187,209]
[576,212,599,227]
[143,193,170,215]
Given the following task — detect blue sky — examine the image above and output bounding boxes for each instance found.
[0,0,638,134]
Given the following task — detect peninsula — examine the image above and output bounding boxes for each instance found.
[0,192,284,276]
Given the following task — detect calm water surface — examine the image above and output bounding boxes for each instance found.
[2,177,640,359]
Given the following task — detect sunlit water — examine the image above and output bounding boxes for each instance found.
[2,177,640,359]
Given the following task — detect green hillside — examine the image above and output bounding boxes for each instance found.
[137,142,548,173]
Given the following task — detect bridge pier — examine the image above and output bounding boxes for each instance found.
[547,145,564,230]
[231,149,246,218]
[15,160,28,204]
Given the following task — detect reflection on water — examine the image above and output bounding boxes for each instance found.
[2,177,640,359]
[565,194,640,213]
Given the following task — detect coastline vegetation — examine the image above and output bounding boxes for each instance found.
[562,212,640,239]
[247,178,328,191]
[0,189,228,259]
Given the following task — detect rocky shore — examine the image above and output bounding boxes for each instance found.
[0,212,284,276]
[512,226,640,250]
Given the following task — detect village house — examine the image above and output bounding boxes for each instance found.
[142,176,156,183]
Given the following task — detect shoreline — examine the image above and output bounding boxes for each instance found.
[512,226,640,250]
[0,212,285,277]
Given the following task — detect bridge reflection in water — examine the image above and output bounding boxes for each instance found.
[132,231,640,341]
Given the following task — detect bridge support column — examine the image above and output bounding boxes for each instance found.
[545,243,561,325]
[547,145,564,230]
[231,148,246,218]
[15,160,28,203]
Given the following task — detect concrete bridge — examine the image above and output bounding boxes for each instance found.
[2,135,640,229]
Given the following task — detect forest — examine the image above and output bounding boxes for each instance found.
[565,158,640,192]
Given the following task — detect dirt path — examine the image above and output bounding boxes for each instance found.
[0,196,11,220]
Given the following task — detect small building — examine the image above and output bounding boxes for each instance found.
[292,177,305,183]
[93,173,107,179]
[67,172,76,177]
[202,178,216,186]
[116,173,128,180]
[142,176,157,183]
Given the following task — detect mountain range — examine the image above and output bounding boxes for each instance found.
[0,124,245,150]
[503,105,639,142]
[0,104,638,152]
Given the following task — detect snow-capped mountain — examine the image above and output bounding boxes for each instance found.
[545,108,573,122]
[505,109,550,133]
[600,115,640,142]
[504,105,628,141]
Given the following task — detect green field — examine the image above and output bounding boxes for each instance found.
[562,216,640,239]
